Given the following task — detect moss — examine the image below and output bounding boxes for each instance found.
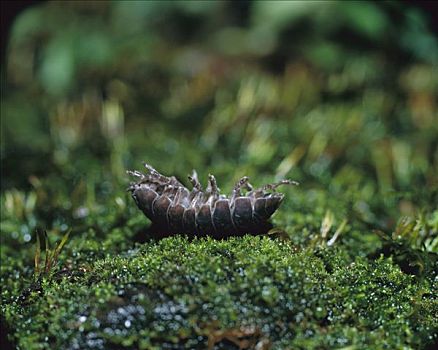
[1,236,437,349]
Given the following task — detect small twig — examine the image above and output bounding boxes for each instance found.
[34,230,41,276]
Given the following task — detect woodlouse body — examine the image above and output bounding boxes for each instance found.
[127,163,297,238]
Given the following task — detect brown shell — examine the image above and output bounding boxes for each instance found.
[127,163,298,238]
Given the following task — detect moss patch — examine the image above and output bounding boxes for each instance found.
[2,236,436,349]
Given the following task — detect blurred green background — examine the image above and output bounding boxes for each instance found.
[2,1,437,232]
[1,1,438,349]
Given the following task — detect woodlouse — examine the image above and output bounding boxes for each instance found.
[127,163,298,238]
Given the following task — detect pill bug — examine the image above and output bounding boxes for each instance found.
[127,163,298,238]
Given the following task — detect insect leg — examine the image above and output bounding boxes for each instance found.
[188,170,202,191]
[245,181,253,191]
[161,185,179,199]
[126,170,153,189]
[207,174,218,194]
[233,176,249,194]
[262,179,299,191]
[126,170,146,180]
[232,176,251,199]
[206,174,220,205]
[143,162,171,185]
[190,191,204,209]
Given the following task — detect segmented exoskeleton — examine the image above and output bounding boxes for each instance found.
[127,163,298,238]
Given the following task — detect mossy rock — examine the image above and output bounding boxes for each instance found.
[2,236,437,349]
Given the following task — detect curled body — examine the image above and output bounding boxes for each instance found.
[127,163,298,238]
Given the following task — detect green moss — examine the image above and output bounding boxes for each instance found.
[2,236,436,349]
